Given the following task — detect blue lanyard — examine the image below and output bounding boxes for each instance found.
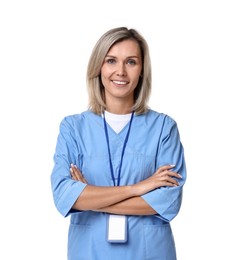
[103,111,134,186]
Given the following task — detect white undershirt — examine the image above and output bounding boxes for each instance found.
[104,111,132,134]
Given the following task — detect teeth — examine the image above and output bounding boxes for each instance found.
[113,81,127,85]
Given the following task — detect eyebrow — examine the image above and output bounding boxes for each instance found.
[105,55,140,59]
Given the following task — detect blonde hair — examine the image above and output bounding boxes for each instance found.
[87,27,152,115]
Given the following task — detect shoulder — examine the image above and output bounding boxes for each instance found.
[59,110,94,129]
[145,110,182,142]
[142,109,177,126]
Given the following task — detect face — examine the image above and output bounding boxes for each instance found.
[101,39,142,106]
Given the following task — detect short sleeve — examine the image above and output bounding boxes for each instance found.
[50,116,87,217]
[141,116,187,222]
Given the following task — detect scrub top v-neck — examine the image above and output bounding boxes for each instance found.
[51,109,187,260]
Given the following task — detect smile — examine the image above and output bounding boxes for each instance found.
[112,80,128,85]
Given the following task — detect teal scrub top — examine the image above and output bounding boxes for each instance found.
[51,109,187,260]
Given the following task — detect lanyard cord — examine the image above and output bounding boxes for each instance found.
[103,111,134,186]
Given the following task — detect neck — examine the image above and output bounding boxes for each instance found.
[105,98,134,115]
[106,103,133,115]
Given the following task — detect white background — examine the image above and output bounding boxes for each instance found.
[0,0,236,259]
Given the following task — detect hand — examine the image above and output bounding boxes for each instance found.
[70,164,88,184]
[133,165,182,196]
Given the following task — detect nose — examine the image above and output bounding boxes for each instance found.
[116,62,127,76]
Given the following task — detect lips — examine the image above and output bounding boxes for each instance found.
[112,80,128,85]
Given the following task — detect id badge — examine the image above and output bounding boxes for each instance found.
[107,214,127,243]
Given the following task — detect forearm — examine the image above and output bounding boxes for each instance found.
[70,164,181,213]
[95,196,157,215]
[72,184,136,211]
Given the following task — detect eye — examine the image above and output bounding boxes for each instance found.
[127,59,136,65]
[106,58,116,64]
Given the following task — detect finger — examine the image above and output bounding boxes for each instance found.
[71,164,80,173]
[70,164,81,181]
[166,176,180,186]
[160,180,179,187]
[159,169,182,179]
[70,168,79,181]
[71,164,81,175]
[160,174,181,185]
[156,164,175,174]
[81,175,88,184]
[70,164,87,183]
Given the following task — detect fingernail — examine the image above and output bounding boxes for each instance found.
[178,174,182,178]
[170,164,175,167]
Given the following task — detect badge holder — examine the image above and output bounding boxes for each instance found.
[107,214,127,243]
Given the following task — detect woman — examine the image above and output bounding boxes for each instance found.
[51,27,186,260]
